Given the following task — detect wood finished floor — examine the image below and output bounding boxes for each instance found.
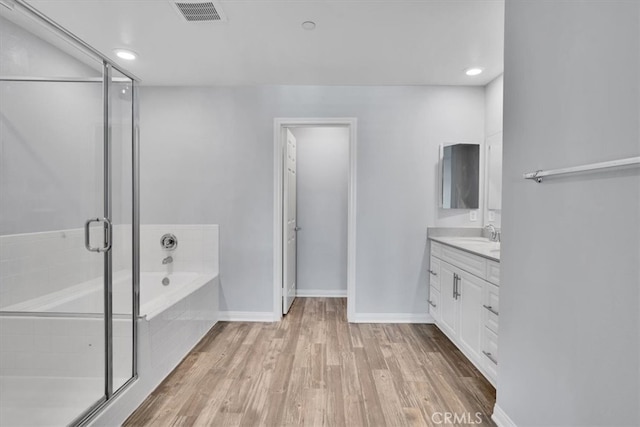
[124,298,496,427]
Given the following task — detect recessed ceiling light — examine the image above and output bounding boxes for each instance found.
[301,21,316,31]
[114,49,137,61]
[465,67,484,76]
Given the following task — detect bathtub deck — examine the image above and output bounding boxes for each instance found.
[124,297,496,426]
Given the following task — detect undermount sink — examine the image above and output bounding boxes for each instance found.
[447,237,493,244]
[449,237,500,248]
[431,236,501,259]
[435,236,501,258]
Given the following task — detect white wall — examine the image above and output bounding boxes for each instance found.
[484,74,503,227]
[139,85,485,314]
[292,127,349,296]
[0,15,133,236]
[0,77,104,235]
[485,74,503,141]
[497,1,639,425]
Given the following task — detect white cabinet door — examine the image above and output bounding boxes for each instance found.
[458,271,484,362]
[438,262,458,338]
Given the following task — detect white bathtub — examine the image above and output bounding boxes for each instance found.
[92,271,219,426]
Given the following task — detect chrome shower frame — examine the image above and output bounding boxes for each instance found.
[0,1,141,425]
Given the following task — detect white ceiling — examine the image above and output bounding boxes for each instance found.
[28,0,504,86]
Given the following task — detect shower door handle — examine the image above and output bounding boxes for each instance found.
[84,217,112,253]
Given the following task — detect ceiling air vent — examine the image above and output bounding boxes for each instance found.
[171,1,227,22]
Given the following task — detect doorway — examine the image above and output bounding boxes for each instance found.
[273,118,357,321]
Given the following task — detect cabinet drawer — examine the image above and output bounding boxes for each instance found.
[427,286,440,322]
[482,327,498,384]
[431,241,442,258]
[429,256,441,290]
[486,260,500,285]
[440,244,486,279]
[483,327,499,365]
[483,282,500,334]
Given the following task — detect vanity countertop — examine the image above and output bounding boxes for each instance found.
[429,236,500,262]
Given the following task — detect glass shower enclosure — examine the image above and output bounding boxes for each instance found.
[0,1,139,425]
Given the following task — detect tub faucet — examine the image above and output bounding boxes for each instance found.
[162,256,173,265]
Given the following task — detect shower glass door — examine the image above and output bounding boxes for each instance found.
[0,73,107,427]
[0,2,138,426]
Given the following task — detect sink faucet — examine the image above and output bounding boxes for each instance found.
[485,224,499,242]
[162,256,173,265]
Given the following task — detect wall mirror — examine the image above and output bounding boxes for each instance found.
[441,143,480,209]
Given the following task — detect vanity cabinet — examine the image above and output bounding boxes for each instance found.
[429,240,500,386]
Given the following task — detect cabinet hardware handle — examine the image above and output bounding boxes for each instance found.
[483,305,499,316]
[452,274,457,299]
[428,270,438,276]
[454,274,458,299]
[483,351,498,365]
[427,300,437,308]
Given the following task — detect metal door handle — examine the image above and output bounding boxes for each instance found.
[84,217,112,253]
[428,269,438,276]
[427,300,437,308]
[483,305,499,316]
[294,226,302,231]
[483,350,498,365]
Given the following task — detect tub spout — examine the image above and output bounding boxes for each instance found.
[162,256,173,265]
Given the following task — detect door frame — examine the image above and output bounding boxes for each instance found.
[273,118,357,322]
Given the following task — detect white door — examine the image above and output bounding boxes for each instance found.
[283,129,298,314]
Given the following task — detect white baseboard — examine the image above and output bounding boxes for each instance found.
[219,311,434,324]
[492,404,517,427]
[350,312,435,324]
[296,289,347,298]
[218,311,277,322]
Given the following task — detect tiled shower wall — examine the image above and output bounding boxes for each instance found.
[140,224,219,274]
[0,229,101,309]
[0,226,131,309]
[0,224,218,309]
